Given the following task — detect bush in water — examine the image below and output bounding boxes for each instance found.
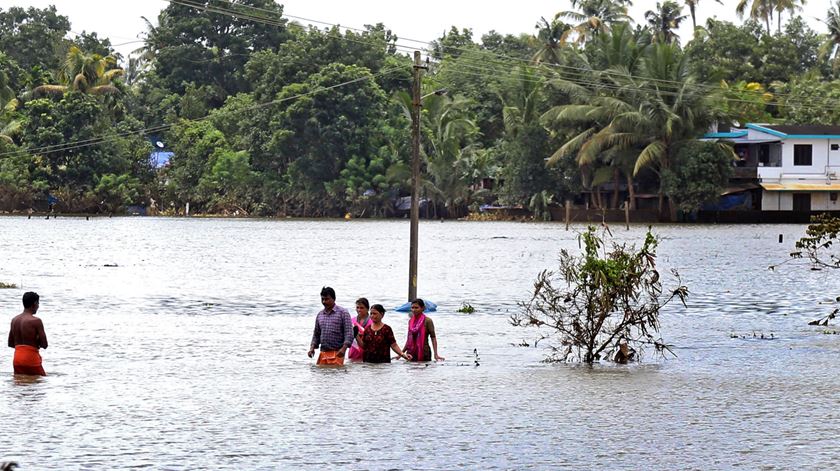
[512,226,688,364]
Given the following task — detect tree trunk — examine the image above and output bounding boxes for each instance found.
[689,5,697,31]
[625,174,636,210]
[611,167,620,209]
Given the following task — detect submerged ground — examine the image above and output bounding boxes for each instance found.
[1,218,838,468]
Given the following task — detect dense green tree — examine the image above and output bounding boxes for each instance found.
[431,27,476,60]
[480,31,535,58]
[718,80,773,124]
[431,48,510,146]
[685,19,762,83]
[19,92,151,211]
[544,42,725,217]
[267,63,389,216]
[0,6,70,75]
[149,0,291,98]
[661,141,733,212]
[773,73,840,125]
[0,53,25,100]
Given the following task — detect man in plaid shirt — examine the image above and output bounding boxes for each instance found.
[307,286,354,365]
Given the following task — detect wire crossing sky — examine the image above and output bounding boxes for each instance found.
[6,0,830,61]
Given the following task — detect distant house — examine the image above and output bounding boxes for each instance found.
[702,124,840,212]
[150,150,174,169]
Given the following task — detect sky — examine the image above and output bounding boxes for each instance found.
[2,0,831,60]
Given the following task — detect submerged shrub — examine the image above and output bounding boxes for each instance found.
[512,226,688,363]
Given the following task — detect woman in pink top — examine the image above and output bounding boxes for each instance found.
[403,298,444,362]
[347,297,371,361]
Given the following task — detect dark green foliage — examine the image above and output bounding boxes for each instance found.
[0,6,70,75]
[773,74,840,125]
[792,214,840,269]
[0,3,837,217]
[661,141,734,212]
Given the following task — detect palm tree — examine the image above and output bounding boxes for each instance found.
[543,43,725,218]
[532,16,572,65]
[541,24,649,209]
[31,46,123,97]
[130,12,170,81]
[501,66,543,138]
[774,0,806,33]
[560,0,634,44]
[820,1,840,71]
[394,91,479,217]
[685,0,723,30]
[0,99,23,144]
[735,0,773,35]
[645,1,688,43]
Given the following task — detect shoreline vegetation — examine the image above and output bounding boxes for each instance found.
[1,2,839,221]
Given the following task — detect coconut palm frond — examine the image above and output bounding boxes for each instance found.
[100,68,125,83]
[31,85,67,98]
[547,78,592,102]
[633,140,667,175]
[88,85,121,96]
[72,74,89,91]
[1,119,22,138]
[547,127,597,166]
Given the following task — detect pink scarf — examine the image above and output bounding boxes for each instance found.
[405,313,427,361]
[348,316,370,361]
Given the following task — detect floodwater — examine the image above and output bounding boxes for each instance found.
[0,217,838,469]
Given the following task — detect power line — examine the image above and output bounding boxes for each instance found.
[0,66,404,159]
[161,0,837,109]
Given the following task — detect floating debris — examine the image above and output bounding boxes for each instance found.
[730,332,775,340]
[457,302,475,314]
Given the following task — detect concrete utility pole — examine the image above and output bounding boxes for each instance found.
[408,51,426,302]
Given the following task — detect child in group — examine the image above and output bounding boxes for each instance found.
[347,297,371,362]
[357,304,411,363]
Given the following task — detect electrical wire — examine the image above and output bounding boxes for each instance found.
[0,66,404,158]
[165,0,821,105]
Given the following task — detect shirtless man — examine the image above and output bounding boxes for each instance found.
[8,292,48,376]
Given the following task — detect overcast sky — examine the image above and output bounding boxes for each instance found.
[3,0,831,60]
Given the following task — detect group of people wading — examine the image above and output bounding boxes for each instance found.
[6,287,443,376]
[307,287,444,366]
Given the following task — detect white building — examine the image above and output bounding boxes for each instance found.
[703,124,840,212]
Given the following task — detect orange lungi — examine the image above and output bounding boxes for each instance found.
[316,350,345,366]
[13,345,46,376]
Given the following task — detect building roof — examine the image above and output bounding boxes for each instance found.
[747,123,840,138]
[760,182,840,191]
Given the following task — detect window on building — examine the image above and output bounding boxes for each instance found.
[831,144,839,151]
[793,145,812,166]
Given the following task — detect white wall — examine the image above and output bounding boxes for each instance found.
[761,191,788,211]
[780,138,837,175]
[761,191,840,211]
[812,192,840,211]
